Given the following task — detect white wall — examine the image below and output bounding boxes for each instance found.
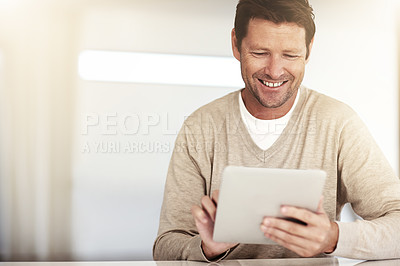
[72,0,238,261]
[71,0,399,261]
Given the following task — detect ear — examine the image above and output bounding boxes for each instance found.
[231,28,241,61]
[305,37,315,64]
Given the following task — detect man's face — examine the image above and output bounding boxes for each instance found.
[232,18,311,118]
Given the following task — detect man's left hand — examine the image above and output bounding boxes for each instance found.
[260,197,339,257]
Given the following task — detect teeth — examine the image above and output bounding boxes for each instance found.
[262,80,284,88]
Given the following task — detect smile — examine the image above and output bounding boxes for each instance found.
[259,79,288,88]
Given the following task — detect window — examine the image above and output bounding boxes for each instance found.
[78,50,244,88]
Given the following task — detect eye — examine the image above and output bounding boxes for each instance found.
[252,52,269,58]
[284,54,299,59]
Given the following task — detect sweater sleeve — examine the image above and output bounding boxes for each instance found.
[331,113,400,259]
[152,121,213,261]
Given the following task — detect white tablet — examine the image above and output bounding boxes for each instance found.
[213,166,326,245]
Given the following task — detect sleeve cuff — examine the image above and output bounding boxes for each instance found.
[184,236,231,262]
[200,244,231,263]
[325,221,357,258]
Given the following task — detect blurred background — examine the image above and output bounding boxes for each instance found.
[0,0,399,262]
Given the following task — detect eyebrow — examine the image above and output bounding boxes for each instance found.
[282,49,302,54]
[249,45,303,54]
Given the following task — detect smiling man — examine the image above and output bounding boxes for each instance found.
[153,0,400,262]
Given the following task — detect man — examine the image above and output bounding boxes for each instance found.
[153,0,400,262]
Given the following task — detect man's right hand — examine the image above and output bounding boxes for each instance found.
[191,190,238,260]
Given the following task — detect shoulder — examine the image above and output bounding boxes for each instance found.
[302,87,358,122]
[184,90,240,126]
[175,90,240,150]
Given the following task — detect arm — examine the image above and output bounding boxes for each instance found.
[153,121,235,261]
[330,114,400,259]
[191,190,238,260]
[153,123,208,261]
[260,113,400,260]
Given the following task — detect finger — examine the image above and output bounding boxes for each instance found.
[201,196,217,222]
[261,217,309,238]
[191,205,209,224]
[261,223,315,252]
[211,190,220,205]
[191,205,215,244]
[266,231,317,258]
[280,206,321,226]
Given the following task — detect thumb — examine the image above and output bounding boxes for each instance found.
[317,195,326,214]
[211,190,220,205]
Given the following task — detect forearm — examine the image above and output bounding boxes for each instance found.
[330,212,400,260]
[153,231,206,261]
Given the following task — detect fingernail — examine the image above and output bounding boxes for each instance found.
[263,219,270,226]
[281,207,287,213]
[261,225,267,231]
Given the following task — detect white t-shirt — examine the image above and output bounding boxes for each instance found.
[239,89,300,150]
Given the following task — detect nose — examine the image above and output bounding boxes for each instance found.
[265,55,285,80]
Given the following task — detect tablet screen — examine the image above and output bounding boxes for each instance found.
[213,166,326,245]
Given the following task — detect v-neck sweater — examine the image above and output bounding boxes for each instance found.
[238,88,299,150]
[154,87,400,261]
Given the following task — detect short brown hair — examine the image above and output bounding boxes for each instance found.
[234,0,316,59]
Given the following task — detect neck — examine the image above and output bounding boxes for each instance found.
[241,89,298,120]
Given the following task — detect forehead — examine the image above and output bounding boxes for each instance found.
[244,18,306,51]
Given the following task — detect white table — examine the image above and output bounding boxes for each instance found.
[0,257,399,265]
